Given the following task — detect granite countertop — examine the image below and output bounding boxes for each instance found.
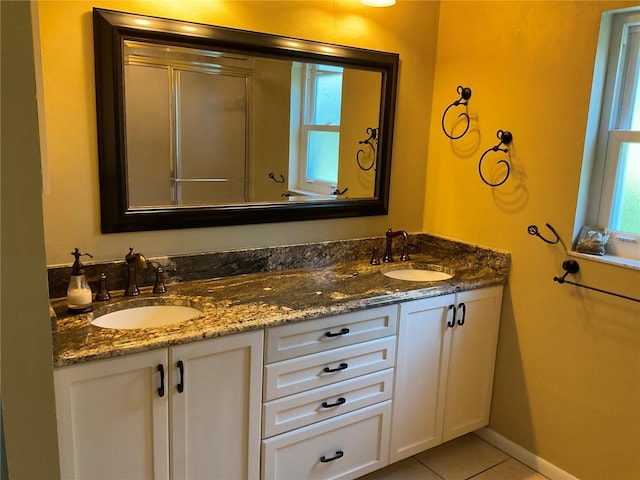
[50,239,510,368]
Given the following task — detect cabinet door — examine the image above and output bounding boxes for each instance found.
[170,330,263,480]
[442,286,503,441]
[54,349,169,480]
[389,294,455,463]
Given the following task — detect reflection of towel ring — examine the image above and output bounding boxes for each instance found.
[356,127,377,171]
[478,130,512,187]
[268,172,285,184]
[441,85,472,139]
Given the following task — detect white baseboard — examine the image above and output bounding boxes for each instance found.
[474,427,580,480]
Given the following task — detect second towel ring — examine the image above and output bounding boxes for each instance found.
[478,129,513,187]
[441,85,472,140]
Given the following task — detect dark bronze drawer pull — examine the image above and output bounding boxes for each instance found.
[157,364,165,397]
[323,363,348,373]
[457,302,466,326]
[325,328,350,338]
[320,450,344,463]
[177,360,185,393]
[447,304,456,328]
[321,397,346,409]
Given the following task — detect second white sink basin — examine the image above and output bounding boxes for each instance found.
[91,305,201,329]
[382,264,453,282]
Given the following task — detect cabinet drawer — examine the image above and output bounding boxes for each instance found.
[264,336,396,401]
[263,368,393,438]
[265,305,398,363]
[262,401,391,480]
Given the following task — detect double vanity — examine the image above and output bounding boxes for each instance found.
[49,234,509,480]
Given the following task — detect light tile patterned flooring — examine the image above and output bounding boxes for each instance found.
[358,433,549,480]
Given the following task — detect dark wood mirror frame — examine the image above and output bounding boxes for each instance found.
[93,8,399,233]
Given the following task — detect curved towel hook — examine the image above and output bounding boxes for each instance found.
[527,223,560,245]
[478,129,512,187]
[268,172,285,184]
[442,85,472,140]
[356,127,378,171]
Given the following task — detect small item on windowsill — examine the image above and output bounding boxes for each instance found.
[575,226,610,256]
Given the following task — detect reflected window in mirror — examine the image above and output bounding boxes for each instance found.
[291,63,343,196]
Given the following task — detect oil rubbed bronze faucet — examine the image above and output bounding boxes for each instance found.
[125,247,147,296]
[383,228,410,263]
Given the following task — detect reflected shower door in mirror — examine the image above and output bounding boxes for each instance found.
[125,42,252,207]
[94,8,398,232]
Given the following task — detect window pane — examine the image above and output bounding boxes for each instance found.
[306,65,343,126]
[618,25,640,129]
[306,131,339,183]
[610,142,640,234]
[312,71,343,125]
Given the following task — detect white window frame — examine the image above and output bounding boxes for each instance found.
[575,7,640,267]
[291,63,342,196]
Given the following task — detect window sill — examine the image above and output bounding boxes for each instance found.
[568,251,640,271]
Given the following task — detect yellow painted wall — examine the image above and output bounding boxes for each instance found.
[36,0,440,265]
[425,2,640,479]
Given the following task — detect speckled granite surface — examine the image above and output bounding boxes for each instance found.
[50,234,510,368]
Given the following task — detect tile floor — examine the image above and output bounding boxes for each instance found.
[358,433,549,480]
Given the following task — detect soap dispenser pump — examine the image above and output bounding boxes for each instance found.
[67,248,93,314]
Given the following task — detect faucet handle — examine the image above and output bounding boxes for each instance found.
[370,246,381,265]
[151,262,175,294]
[153,266,167,294]
[95,273,111,301]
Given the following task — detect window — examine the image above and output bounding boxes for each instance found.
[577,8,640,264]
[291,63,344,195]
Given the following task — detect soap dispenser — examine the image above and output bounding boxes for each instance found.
[67,248,93,314]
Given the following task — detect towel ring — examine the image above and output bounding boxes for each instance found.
[478,130,512,187]
[441,85,472,140]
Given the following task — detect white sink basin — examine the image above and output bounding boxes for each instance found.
[91,305,201,329]
[382,264,453,282]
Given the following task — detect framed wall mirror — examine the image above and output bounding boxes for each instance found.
[93,8,399,232]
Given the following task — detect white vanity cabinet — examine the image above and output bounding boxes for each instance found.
[54,330,263,480]
[389,285,503,463]
[54,283,505,479]
[261,305,397,480]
